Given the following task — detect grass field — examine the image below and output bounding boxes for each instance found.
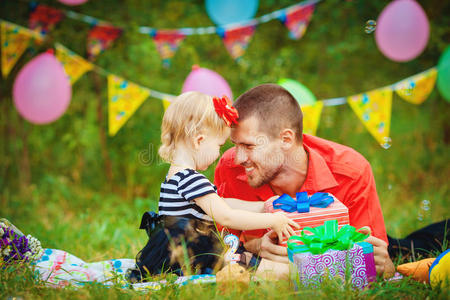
[1,250,450,299]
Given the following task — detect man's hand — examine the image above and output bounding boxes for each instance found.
[244,230,289,263]
[359,227,395,278]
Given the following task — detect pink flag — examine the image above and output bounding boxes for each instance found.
[151,30,186,67]
[221,25,256,61]
[87,24,122,61]
[282,4,315,40]
[29,4,65,35]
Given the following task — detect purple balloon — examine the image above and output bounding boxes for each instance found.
[375,0,429,62]
[182,65,233,100]
[13,52,72,124]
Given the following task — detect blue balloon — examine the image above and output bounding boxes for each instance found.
[205,0,259,26]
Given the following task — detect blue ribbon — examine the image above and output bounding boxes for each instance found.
[272,192,334,213]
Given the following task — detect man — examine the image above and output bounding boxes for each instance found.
[214,84,395,277]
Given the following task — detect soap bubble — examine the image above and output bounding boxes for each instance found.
[418,199,431,221]
[421,199,430,211]
[365,20,376,34]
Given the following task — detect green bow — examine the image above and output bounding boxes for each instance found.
[287,220,369,255]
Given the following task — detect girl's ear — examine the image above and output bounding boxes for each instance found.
[193,134,205,150]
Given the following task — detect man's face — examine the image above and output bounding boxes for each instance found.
[230,116,284,188]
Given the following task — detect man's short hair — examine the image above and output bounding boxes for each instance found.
[234,84,303,142]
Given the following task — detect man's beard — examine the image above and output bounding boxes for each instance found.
[248,163,282,188]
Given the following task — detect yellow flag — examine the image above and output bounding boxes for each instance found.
[347,87,393,148]
[301,101,323,136]
[394,68,437,105]
[1,20,44,78]
[162,99,171,111]
[108,75,150,136]
[55,43,93,84]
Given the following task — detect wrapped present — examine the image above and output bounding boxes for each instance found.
[264,192,349,245]
[287,220,377,289]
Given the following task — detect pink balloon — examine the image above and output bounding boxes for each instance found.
[13,52,72,124]
[58,0,88,5]
[182,66,233,100]
[375,0,429,62]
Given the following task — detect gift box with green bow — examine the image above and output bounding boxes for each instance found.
[287,220,377,289]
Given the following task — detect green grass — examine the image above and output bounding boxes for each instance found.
[1,258,450,299]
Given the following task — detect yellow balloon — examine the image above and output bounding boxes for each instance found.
[430,249,450,291]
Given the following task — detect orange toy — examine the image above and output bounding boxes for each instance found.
[397,258,436,283]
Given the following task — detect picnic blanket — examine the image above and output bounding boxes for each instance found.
[32,248,216,291]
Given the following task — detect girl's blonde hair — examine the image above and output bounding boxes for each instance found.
[159,91,229,162]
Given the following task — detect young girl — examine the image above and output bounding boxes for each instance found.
[130,91,298,280]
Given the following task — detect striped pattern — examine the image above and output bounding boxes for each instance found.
[264,193,350,245]
[158,169,216,221]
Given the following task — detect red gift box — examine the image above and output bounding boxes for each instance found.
[264,193,349,245]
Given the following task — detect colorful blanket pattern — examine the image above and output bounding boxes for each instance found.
[32,248,215,291]
[33,249,134,288]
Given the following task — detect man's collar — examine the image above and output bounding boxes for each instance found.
[302,143,338,192]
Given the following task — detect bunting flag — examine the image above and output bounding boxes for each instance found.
[1,20,44,78]
[302,101,323,136]
[219,25,256,61]
[281,4,315,40]
[108,75,150,136]
[87,24,122,61]
[162,99,171,111]
[394,68,438,105]
[347,87,393,148]
[29,4,64,35]
[55,43,94,84]
[150,30,186,67]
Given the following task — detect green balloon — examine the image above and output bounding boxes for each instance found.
[437,46,450,102]
[278,78,317,106]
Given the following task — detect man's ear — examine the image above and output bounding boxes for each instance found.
[193,134,205,150]
[279,129,296,150]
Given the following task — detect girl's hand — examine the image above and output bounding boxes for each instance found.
[271,212,300,242]
[266,195,280,204]
[264,195,280,213]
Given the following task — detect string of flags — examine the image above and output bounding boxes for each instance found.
[0,20,44,78]
[0,19,438,148]
[20,0,319,64]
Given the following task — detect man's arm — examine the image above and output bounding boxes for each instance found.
[346,163,388,242]
[345,163,393,277]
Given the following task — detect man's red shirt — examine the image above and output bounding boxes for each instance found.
[214,134,388,244]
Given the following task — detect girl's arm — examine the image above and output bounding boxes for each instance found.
[222,198,265,212]
[194,193,299,240]
[223,195,280,212]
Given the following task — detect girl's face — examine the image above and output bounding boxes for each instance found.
[194,131,229,171]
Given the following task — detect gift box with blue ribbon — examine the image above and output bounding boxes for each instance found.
[264,192,349,245]
[287,220,377,290]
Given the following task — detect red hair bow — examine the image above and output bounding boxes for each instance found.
[213,95,239,127]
